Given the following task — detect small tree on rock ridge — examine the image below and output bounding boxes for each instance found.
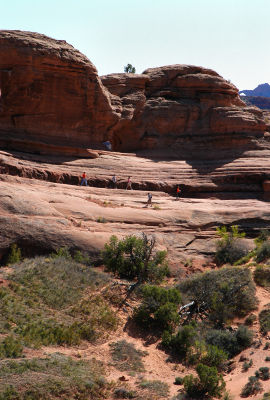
[124,63,136,73]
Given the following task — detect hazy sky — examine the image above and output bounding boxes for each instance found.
[1,0,269,90]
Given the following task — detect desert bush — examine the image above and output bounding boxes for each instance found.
[179,267,257,326]
[241,375,263,397]
[114,387,137,398]
[242,359,253,372]
[215,225,248,265]
[110,340,147,373]
[255,230,270,247]
[254,265,270,287]
[206,326,253,358]
[183,363,225,398]
[259,309,270,334]
[7,244,22,265]
[102,234,169,283]
[256,241,270,263]
[174,376,184,385]
[139,379,169,398]
[201,344,227,369]
[162,324,197,359]
[255,367,270,381]
[134,285,181,331]
[0,336,23,358]
[244,314,257,326]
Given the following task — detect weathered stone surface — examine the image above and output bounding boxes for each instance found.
[102,65,267,154]
[0,30,118,154]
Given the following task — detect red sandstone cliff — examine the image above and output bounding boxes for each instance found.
[0,30,268,159]
[0,30,118,156]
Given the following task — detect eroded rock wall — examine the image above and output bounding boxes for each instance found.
[0,30,118,155]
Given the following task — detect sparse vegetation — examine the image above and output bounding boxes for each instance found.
[103,234,169,283]
[242,359,253,372]
[255,367,270,380]
[206,326,253,358]
[183,363,225,399]
[241,375,263,397]
[7,244,22,265]
[259,308,270,334]
[244,314,257,326]
[0,256,117,348]
[134,285,181,332]
[139,379,169,398]
[110,340,147,373]
[215,225,248,265]
[254,265,270,287]
[0,354,109,399]
[178,267,257,326]
[255,240,270,263]
[0,336,23,358]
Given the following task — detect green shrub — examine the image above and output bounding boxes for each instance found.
[255,367,270,381]
[241,375,263,397]
[254,265,270,287]
[110,340,147,372]
[179,267,257,325]
[7,244,22,265]
[114,388,137,398]
[244,314,257,326]
[242,359,253,372]
[102,234,169,283]
[255,230,270,247]
[201,344,227,369]
[50,247,72,259]
[206,326,253,358]
[256,241,270,263]
[0,336,23,358]
[174,376,183,385]
[134,285,181,332]
[163,324,197,359]
[183,363,225,398]
[265,357,270,362]
[139,379,169,397]
[215,225,248,265]
[259,309,270,334]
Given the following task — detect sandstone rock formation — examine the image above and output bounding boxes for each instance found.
[102,65,267,155]
[0,30,268,160]
[0,30,118,156]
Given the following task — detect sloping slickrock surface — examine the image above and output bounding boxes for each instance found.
[0,150,269,263]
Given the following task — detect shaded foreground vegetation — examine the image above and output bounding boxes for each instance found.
[1,227,270,399]
[0,354,109,400]
[0,255,117,350]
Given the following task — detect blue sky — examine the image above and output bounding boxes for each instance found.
[1,0,269,90]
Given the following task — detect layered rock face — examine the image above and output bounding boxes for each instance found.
[0,30,118,156]
[102,65,267,155]
[0,30,267,159]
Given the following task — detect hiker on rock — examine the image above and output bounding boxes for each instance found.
[146,192,152,207]
[176,185,181,200]
[80,172,88,186]
[126,176,132,190]
[111,174,117,189]
[103,140,112,151]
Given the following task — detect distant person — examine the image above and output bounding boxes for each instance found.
[126,176,132,190]
[146,192,152,207]
[80,172,88,186]
[111,174,117,189]
[103,140,112,151]
[176,185,181,200]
